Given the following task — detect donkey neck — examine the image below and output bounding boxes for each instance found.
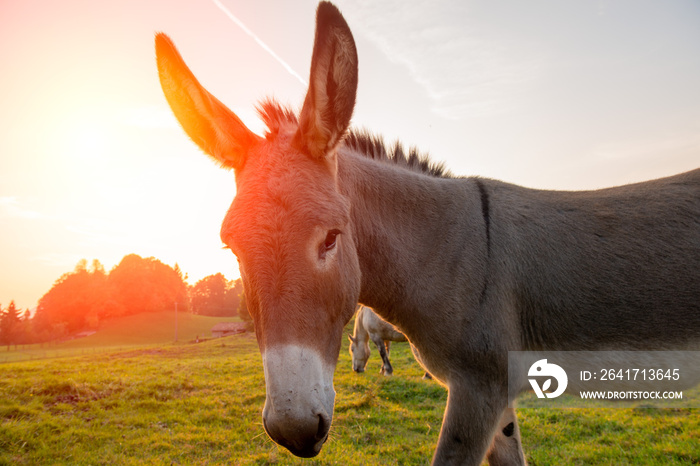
[338,149,489,340]
[353,308,370,343]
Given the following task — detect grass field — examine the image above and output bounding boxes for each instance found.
[0,314,698,465]
[0,311,240,364]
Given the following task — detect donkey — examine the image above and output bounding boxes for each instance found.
[349,305,407,375]
[156,2,700,464]
[350,305,432,379]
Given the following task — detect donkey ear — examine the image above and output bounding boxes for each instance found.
[348,334,357,344]
[294,2,358,160]
[155,33,261,171]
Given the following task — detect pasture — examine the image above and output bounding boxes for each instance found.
[0,316,698,465]
[0,311,240,364]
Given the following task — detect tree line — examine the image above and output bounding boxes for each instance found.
[0,254,249,348]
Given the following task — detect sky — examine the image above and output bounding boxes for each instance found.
[1,0,699,311]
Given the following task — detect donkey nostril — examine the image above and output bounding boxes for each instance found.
[315,414,329,441]
[502,422,515,437]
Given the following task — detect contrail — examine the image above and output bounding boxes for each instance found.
[211,0,308,87]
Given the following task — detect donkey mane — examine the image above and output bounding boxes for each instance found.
[257,99,451,179]
[257,99,299,138]
[344,131,451,178]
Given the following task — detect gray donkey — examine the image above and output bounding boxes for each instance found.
[156,1,700,464]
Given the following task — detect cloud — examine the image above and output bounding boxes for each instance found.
[0,196,42,220]
[211,0,307,87]
[339,1,543,119]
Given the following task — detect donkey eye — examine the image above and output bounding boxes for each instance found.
[320,229,342,257]
[324,229,341,249]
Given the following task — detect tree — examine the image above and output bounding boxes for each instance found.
[238,286,252,326]
[34,260,109,335]
[229,279,243,307]
[15,308,34,345]
[190,274,241,316]
[33,255,193,336]
[173,263,187,283]
[108,254,188,316]
[0,301,21,349]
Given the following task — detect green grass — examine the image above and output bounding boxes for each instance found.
[520,408,699,465]
[0,325,698,465]
[58,311,241,348]
[0,311,240,363]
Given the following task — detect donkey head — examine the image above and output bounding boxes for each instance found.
[348,334,371,373]
[156,2,360,458]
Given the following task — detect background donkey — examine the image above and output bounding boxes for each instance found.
[350,305,433,379]
[156,1,700,464]
[349,305,407,375]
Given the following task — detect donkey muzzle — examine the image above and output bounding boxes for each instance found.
[352,362,365,373]
[261,344,336,457]
[262,405,330,457]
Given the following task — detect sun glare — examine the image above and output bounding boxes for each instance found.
[70,120,109,159]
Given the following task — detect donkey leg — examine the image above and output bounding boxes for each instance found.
[432,383,504,466]
[486,407,526,466]
[371,336,393,375]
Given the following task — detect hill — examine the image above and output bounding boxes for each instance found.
[0,311,242,363]
[60,311,241,348]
